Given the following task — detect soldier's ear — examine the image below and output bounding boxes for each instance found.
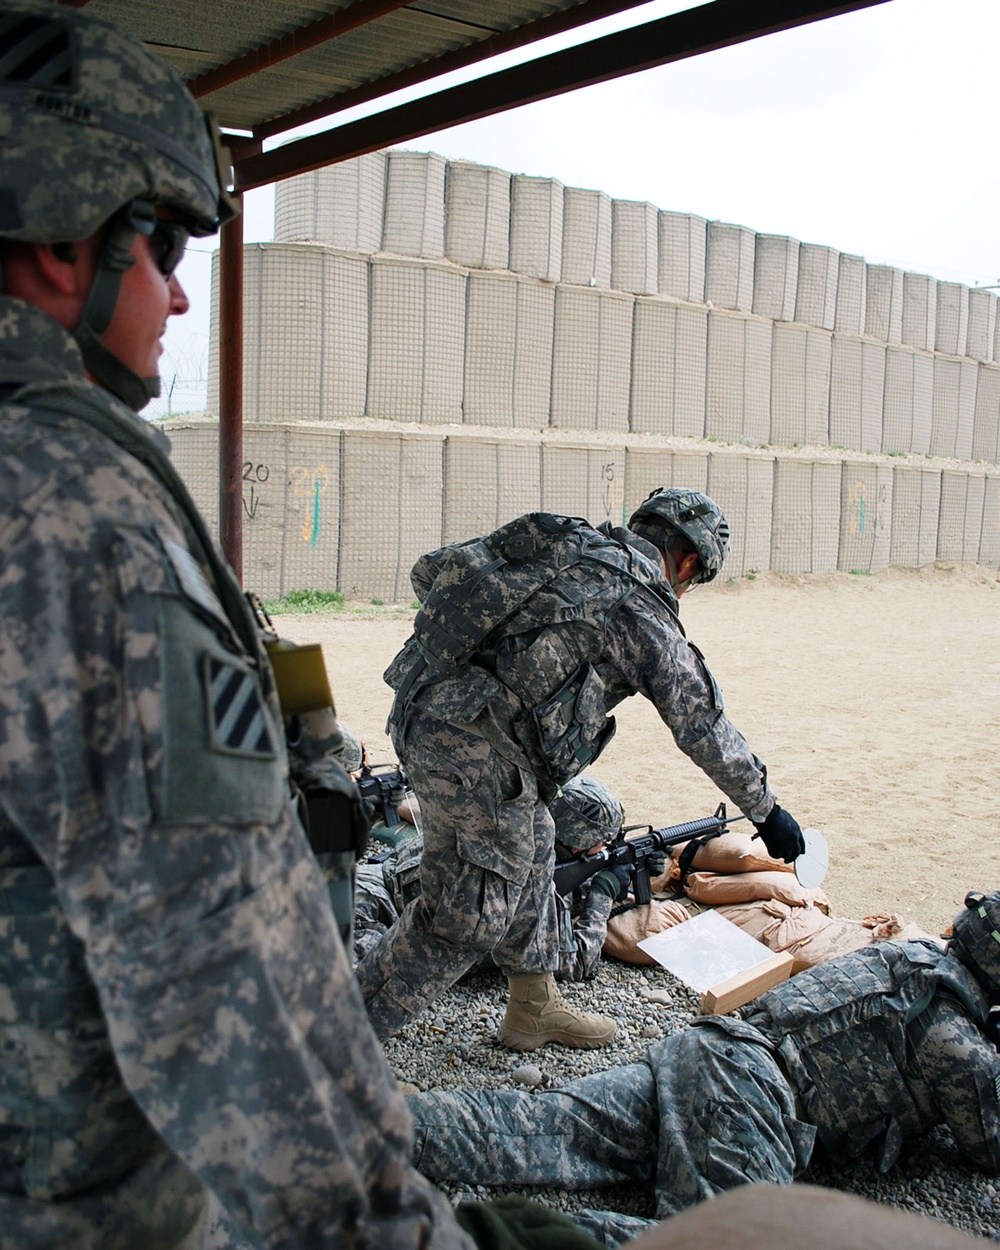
[34,241,87,296]
[671,546,702,593]
[3,239,73,294]
[3,237,98,326]
[678,549,701,583]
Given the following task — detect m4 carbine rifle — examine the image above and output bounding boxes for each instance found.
[553,803,746,904]
[355,762,411,829]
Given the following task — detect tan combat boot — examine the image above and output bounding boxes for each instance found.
[498,973,617,1051]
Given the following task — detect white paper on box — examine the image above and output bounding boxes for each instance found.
[637,909,773,993]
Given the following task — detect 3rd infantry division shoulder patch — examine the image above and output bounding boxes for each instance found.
[204,655,274,758]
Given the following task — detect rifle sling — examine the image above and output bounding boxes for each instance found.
[676,828,726,887]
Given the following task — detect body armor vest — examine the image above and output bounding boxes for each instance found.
[387,513,679,792]
[741,940,989,1167]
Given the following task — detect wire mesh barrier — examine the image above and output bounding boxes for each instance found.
[167,417,1000,599]
[178,149,1000,601]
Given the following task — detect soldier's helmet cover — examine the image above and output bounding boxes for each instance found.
[628,487,730,585]
[550,776,624,852]
[0,0,236,242]
[0,1,237,409]
[950,890,1000,1001]
[333,725,364,775]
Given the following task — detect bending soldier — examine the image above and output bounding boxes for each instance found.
[357,491,805,1050]
[408,890,1000,1245]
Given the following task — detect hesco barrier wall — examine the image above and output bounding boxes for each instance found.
[166,419,1000,601]
[185,148,1000,601]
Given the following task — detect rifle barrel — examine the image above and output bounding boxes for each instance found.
[651,812,746,847]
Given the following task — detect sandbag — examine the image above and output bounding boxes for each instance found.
[716,899,933,972]
[784,914,932,969]
[650,832,794,892]
[603,899,691,965]
[683,869,831,911]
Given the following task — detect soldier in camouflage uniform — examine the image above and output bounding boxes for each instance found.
[0,8,610,1250]
[354,775,636,979]
[357,492,805,1050]
[550,776,654,983]
[409,892,1000,1245]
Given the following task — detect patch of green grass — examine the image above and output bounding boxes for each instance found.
[261,588,345,615]
[848,569,872,577]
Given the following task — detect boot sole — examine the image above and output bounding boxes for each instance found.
[498,1026,617,1052]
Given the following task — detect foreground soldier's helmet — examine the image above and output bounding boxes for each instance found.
[628,487,730,585]
[0,1,237,407]
[950,890,1000,1001]
[550,776,624,851]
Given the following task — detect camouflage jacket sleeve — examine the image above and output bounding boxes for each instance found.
[0,414,472,1249]
[910,998,1000,1174]
[555,887,613,982]
[603,588,773,822]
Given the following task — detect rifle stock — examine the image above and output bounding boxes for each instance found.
[553,803,746,903]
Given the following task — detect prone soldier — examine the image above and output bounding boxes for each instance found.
[408,890,1000,1244]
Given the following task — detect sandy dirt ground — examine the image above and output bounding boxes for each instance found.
[277,564,999,938]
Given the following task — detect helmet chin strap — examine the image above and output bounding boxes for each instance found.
[72,200,160,412]
[662,546,683,594]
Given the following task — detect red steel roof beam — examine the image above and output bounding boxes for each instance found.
[236,0,891,191]
[252,0,671,141]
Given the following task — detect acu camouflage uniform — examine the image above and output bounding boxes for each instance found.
[409,940,1000,1245]
[552,879,615,984]
[0,299,474,1250]
[354,831,615,982]
[357,513,774,1038]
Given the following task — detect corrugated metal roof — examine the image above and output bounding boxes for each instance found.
[80,0,597,132]
[73,0,892,188]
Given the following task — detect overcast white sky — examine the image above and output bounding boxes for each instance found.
[150,0,1000,418]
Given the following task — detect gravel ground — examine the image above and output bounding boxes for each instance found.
[381,954,1000,1243]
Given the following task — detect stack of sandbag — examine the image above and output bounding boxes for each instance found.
[603,830,933,969]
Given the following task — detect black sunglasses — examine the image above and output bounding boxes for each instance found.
[148,219,191,277]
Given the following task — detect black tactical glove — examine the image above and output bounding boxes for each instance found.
[590,863,631,901]
[456,1196,604,1250]
[647,850,667,879]
[751,803,805,863]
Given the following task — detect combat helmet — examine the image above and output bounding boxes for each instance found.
[551,776,624,852]
[333,725,365,774]
[628,487,730,588]
[0,1,237,408]
[949,890,1000,1001]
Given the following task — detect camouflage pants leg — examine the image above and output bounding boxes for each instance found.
[356,712,561,1039]
[647,1027,816,1217]
[570,1210,658,1248]
[409,1061,658,1188]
